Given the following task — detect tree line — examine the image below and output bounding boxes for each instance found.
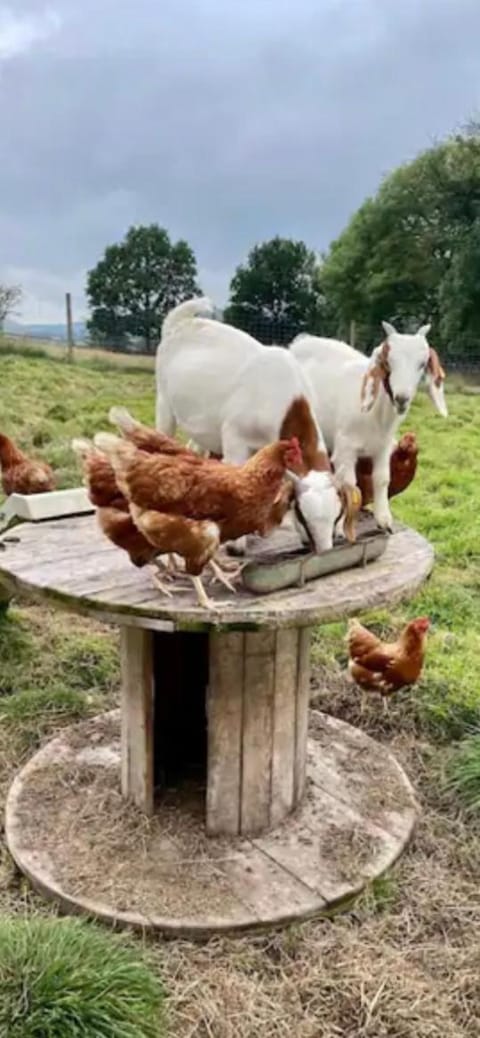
[3,126,479,356]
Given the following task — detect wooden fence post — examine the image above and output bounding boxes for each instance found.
[66,293,74,363]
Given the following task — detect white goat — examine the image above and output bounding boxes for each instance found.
[155,298,349,553]
[291,321,447,531]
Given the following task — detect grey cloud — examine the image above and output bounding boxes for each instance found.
[1,0,480,320]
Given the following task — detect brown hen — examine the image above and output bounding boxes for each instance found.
[355,432,418,507]
[94,432,303,607]
[0,434,56,496]
[347,616,430,708]
[72,439,158,568]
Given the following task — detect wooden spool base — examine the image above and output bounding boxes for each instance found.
[6,710,417,937]
[120,625,311,835]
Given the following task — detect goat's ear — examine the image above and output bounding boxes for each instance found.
[361,364,382,412]
[361,341,389,413]
[417,323,431,338]
[426,348,448,417]
[382,320,396,337]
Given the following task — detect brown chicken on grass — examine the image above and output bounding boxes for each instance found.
[347,616,430,710]
[94,432,303,608]
[355,433,418,508]
[0,433,56,496]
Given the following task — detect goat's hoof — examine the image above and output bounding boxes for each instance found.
[373,511,393,533]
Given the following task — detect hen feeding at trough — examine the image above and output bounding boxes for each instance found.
[93,428,305,609]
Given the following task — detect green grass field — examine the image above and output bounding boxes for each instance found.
[0,347,479,1037]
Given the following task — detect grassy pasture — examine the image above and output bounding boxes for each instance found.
[0,346,479,1037]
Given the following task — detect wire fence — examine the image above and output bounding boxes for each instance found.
[3,324,480,374]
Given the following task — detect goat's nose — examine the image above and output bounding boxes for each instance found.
[394,393,409,412]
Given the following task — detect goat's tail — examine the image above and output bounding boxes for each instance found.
[161,296,215,340]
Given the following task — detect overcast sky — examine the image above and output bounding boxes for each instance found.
[1,0,480,323]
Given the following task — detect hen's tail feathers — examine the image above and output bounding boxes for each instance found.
[109,406,139,436]
[94,432,137,467]
[71,437,95,460]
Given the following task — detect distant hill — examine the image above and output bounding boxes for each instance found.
[4,319,87,341]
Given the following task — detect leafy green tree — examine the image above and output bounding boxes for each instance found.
[321,128,480,352]
[87,225,201,352]
[224,237,332,343]
[439,219,480,358]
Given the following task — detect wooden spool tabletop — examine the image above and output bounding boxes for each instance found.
[0,514,433,631]
[1,516,433,933]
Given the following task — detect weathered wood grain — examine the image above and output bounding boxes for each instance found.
[207,632,245,835]
[120,628,154,814]
[240,631,276,834]
[0,514,434,631]
[5,710,417,935]
[270,629,298,827]
[294,627,311,803]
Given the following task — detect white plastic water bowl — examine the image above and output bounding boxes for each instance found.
[0,487,93,531]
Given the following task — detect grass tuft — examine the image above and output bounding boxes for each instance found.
[0,915,165,1037]
[446,729,480,811]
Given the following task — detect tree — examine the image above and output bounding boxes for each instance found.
[0,284,22,328]
[224,237,331,344]
[320,128,480,352]
[87,225,201,352]
[438,219,480,358]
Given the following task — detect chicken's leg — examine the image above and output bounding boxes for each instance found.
[190,575,217,610]
[151,564,174,598]
[213,555,247,576]
[207,558,246,594]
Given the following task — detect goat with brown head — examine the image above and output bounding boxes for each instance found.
[361,322,447,418]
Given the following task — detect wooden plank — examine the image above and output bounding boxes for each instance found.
[120,627,154,814]
[5,708,416,935]
[0,514,434,631]
[294,627,311,803]
[270,628,298,826]
[306,714,417,840]
[219,843,323,920]
[240,630,276,835]
[7,551,130,587]
[255,749,410,905]
[206,632,245,835]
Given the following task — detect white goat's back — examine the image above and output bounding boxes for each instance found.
[222,346,322,452]
[290,335,369,449]
[156,316,262,453]
[290,334,363,366]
